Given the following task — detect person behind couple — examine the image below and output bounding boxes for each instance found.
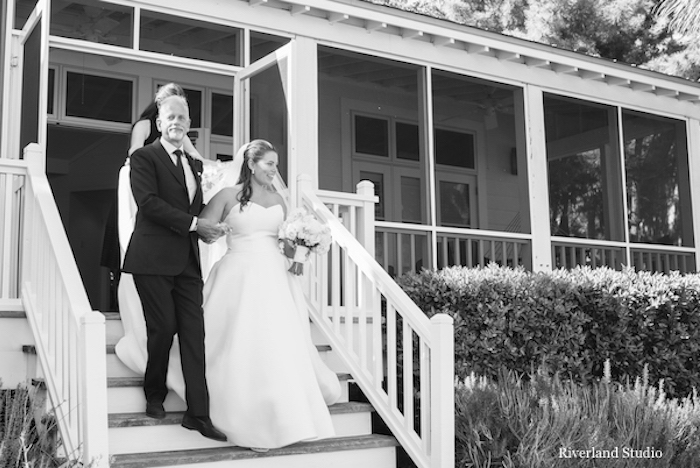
[122,94,227,442]
[195,139,341,450]
[128,83,203,159]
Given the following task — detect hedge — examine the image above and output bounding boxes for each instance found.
[396,265,700,398]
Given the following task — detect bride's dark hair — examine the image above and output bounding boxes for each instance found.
[237,139,276,210]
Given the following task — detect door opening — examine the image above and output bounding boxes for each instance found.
[47,125,129,311]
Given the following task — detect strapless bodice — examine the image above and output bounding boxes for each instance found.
[223,202,284,253]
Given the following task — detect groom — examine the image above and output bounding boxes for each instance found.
[123,94,226,442]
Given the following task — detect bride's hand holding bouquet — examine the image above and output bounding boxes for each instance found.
[278,208,331,275]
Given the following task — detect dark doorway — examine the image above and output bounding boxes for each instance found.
[47,125,128,311]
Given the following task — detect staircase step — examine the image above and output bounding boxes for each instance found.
[109,434,398,468]
[109,402,373,428]
[108,374,351,388]
[103,311,125,343]
[101,313,336,349]
[0,309,26,318]
[24,343,331,356]
[23,343,117,354]
[107,375,353,413]
[23,342,336,379]
[107,402,374,453]
[1,312,34,387]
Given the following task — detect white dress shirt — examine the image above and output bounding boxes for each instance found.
[160,138,198,231]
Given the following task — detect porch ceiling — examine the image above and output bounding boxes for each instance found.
[239,0,700,107]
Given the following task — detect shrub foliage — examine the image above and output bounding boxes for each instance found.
[0,384,59,468]
[455,366,700,467]
[397,265,700,399]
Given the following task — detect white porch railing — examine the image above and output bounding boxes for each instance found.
[374,223,532,275]
[552,237,696,273]
[299,176,455,468]
[630,245,696,274]
[2,144,109,467]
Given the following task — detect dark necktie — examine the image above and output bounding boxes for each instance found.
[174,149,186,185]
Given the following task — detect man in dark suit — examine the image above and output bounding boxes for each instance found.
[123,94,226,442]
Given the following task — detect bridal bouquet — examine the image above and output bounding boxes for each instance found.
[278,208,332,275]
[200,159,227,193]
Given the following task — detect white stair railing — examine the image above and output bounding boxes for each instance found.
[12,144,109,467]
[297,175,455,468]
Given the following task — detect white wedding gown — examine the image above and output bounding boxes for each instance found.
[203,202,340,447]
[115,169,341,448]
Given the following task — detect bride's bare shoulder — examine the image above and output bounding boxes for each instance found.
[218,185,243,199]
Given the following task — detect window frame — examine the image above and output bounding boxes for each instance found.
[57,65,135,131]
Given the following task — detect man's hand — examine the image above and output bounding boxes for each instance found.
[196,218,226,243]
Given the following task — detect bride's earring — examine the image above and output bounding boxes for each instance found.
[252,169,255,175]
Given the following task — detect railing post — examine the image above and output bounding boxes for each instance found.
[80,311,109,468]
[356,180,375,257]
[23,143,45,173]
[20,144,43,298]
[430,313,454,468]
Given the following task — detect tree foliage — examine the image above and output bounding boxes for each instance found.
[656,0,700,38]
[366,0,700,80]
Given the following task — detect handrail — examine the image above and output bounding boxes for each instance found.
[298,176,454,468]
[15,144,109,467]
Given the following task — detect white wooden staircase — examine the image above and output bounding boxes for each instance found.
[1,150,453,468]
[100,312,399,467]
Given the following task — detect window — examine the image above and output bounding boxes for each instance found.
[65,72,132,123]
[544,94,623,241]
[440,181,471,227]
[183,89,202,129]
[400,175,422,222]
[437,174,477,228]
[14,0,37,29]
[140,10,242,66]
[50,0,133,47]
[47,68,55,115]
[623,110,693,247]
[352,113,424,224]
[211,93,233,137]
[435,128,475,169]
[396,122,419,161]
[250,31,291,62]
[354,115,389,157]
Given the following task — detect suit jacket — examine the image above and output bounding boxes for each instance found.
[123,140,204,276]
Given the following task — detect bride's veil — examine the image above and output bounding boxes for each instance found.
[272,173,290,209]
[199,144,245,280]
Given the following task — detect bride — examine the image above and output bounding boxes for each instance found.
[116,139,341,450]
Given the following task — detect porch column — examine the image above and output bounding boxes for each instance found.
[1,32,20,159]
[687,118,700,266]
[290,36,318,198]
[0,0,7,151]
[523,85,552,271]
